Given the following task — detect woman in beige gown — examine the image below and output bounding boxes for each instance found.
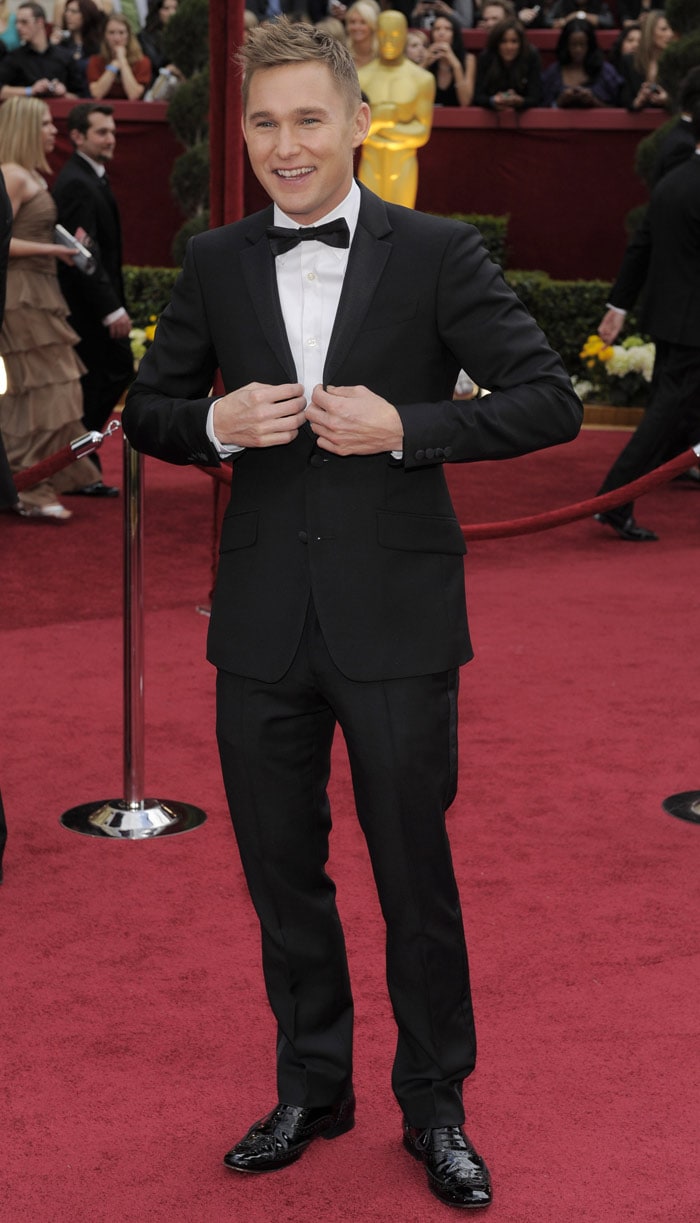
[0,97,101,521]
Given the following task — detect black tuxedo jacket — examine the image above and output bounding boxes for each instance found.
[609,155,700,348]
[51,153,125,332]
[123,185,581,683]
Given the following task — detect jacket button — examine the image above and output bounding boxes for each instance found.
[298,530,308,544]
[443,446,452,458]
[415,449,425,460]
[310,453,325,467]
[425,448,435,460]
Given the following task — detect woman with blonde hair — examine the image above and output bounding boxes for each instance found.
[0,97,102,521]
[87,12,152,99]
[344,0,379,69]
[620,9,674,109]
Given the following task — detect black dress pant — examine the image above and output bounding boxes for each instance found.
[597,340,700,522]
[216,602,476,1127]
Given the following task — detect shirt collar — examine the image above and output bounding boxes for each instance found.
[272,179,360,251]
[77,150,106,178]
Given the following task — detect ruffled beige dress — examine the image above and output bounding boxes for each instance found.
[0,188,99,509]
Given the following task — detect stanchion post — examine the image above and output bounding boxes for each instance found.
[60,434,207,839]
[124,436,145,807]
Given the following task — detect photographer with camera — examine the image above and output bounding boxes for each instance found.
[0,3,85,100]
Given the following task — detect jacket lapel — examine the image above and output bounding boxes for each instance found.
[323,185,393,385]
[240,210,297,383]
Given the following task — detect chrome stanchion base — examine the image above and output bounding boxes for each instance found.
[60,798,207,839]
[661,791,700,825]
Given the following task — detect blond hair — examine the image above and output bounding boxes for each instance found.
[237,17,362,114]
[0,96,51,173]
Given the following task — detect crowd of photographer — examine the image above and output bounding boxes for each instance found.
[0,0,186,101]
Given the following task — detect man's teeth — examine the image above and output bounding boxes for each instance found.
[276,168,313,178]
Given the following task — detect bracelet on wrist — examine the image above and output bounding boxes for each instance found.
[106,63,119,74]
[25,85,32,96]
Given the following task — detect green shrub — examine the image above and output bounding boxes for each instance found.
[506,271,611,370]
[170,141,210,217]
[171,211,211,267]
[124,266,179,327]
[161,0,209,78]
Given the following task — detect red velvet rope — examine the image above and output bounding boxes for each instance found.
[13,425,119,493]
[14,443,85,493]
[197,447,699,542]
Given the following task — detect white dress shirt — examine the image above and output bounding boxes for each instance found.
[207,181,361,457]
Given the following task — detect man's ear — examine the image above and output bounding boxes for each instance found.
[352,101,371,148]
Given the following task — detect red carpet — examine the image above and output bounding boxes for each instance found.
[1,427,699,1222]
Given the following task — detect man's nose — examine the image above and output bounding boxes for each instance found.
[276,125,301,157]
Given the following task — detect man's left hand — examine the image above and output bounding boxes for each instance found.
[306,385,404,456]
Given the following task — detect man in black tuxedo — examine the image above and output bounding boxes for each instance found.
[595,100,700,541]
[52,103,134,496]
[122,19,581,1209]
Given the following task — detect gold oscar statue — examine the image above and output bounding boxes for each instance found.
[358,10,436,209]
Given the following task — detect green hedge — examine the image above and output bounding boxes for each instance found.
[124,266,179,327]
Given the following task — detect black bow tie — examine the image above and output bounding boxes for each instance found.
[266,218,350,257]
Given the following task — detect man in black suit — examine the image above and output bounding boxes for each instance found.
[52,103,134,496]
[595,100,700,541]
[122,19,581,1210]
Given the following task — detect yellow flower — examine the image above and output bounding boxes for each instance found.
[144,321,158,343]
[597,345,614,363]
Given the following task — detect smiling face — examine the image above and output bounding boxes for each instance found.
[242,61,370,226]
[346,12,371,43]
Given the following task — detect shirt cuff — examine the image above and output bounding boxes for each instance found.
[605,304,627,315]
[102,306,127,326]
[207,400,245,456]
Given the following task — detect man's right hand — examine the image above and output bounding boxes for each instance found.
[213,383,307,449]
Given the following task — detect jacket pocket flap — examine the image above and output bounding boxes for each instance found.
[219,510,258,552]
[377,509,466,555]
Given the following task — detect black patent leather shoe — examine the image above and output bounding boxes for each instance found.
[223,1094,355,1173]
[594,512,658,541]
[403,1123,492,1210]
[66,481,119,498]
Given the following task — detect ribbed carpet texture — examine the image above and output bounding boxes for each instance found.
[1,425,698,1223]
